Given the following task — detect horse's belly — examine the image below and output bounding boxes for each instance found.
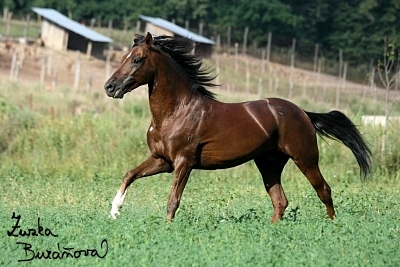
[196,132,274,169]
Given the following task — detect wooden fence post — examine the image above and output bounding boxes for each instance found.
[314,58,321,101]
[9,51,17,81]
[289,38,296,98]
[227,26,231,54]
[6,12,12,36]
[242,26,249,55]
[87,72,93,91]
[3,7,8,22]
[274,77,280,95]
[258,78,263,98]
[266,32,272,63]
[107,20,113,37]
[119,19,128,45]
[86,41,92,59]
[40,56,46,88]
[313,44,319,72]
[338,49,343,78]
[23,14,31,38]
[199,22,203,36]
[261,49,265,73]
[47,46,54,76]
[136,20,141,33]
[216,34,221,53]
[90,18,96,28]
[74,51,81,91]
[106,46,113,80]
[20,37,27,67]
[370,67,376,102]
[52,69,57,91]
[235,43,239,72]
[246,61,250,95]
[215,54,220,90]
[342,62,348,91]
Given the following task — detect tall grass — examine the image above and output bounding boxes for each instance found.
[0,81,399,185]
[1,83,400,267]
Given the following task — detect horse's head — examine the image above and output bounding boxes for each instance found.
[104,32,155,98]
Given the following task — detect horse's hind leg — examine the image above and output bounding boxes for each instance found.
[297,162,335,219]
[254,151,290,223]
[290,149,335,219]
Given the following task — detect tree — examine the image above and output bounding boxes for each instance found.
[376,38,400,157]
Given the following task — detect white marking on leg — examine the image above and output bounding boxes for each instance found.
[149,126,153,132]
[109,190,128,219]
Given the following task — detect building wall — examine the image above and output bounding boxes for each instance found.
[40,20,68,50]
[144,24,173,36]
[40,21,107,58]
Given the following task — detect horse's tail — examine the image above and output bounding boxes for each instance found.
[305,110,372,179]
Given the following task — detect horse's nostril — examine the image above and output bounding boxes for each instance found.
[104,81,115,92]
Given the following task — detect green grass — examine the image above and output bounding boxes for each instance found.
[0,84,400,266]
[0,19,40,39]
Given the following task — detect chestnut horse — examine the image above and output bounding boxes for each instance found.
[104,33,372,222]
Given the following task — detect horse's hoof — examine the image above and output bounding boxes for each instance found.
[109,211,120,219]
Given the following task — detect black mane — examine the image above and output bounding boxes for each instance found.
[133,34,218,100]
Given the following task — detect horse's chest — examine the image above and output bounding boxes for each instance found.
[147,122,199,161]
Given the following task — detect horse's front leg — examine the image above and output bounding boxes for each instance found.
[166,158,192,220]
[110,156,172,219]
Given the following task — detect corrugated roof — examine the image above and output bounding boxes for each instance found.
[32,7,113,43]
[140,15,215,45]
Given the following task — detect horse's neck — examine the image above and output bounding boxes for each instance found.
[148,59,194,123]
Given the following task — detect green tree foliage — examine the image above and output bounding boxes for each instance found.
[328,0,400,62]
[2,0,400,65]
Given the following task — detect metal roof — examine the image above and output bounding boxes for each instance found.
[140,15,215,45]
[32,7,113,43]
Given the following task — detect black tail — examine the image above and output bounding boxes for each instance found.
[305,110,372,179]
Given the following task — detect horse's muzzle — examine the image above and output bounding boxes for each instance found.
[104,80,124,98]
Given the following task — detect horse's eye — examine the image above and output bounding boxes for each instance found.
[133,58,142,65]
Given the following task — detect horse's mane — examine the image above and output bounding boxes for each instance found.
[133,35,218,100]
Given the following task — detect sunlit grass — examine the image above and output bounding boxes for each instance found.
[0,82,399,266]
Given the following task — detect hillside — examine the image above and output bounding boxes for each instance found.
[0,41,396,116]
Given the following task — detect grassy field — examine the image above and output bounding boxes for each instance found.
[0,82,400,266]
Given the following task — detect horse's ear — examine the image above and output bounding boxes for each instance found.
[145,32,153,46]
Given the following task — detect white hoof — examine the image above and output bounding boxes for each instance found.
[110,190,127,219]
[109,209,120,219]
